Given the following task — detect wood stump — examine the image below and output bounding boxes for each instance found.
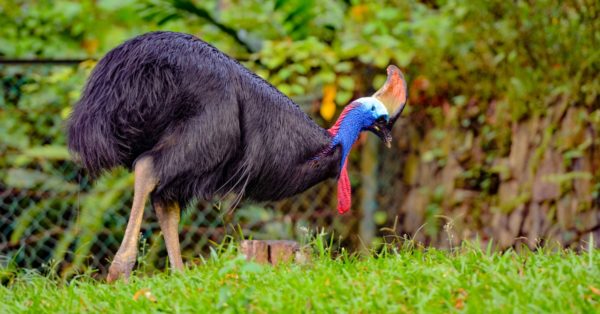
[240,240,309,265]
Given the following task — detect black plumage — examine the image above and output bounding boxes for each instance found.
[68,31,342,207]
[68,31,408,281]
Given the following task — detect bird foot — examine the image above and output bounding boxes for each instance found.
[106,257,136,283]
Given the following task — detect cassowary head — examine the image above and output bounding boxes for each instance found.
[323,65,408,214]
[327,65,407,164]
[327,97,390,166]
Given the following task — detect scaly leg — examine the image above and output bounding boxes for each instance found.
[154,200,184,271]
[107,157,157,283]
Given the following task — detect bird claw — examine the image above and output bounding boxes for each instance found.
[107,257,136,283]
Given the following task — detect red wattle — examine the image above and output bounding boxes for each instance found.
[337,159,351,214]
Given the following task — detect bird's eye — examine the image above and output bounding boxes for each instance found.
[371,106,375,111]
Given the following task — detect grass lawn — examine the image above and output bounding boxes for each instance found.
[1,242,599,313]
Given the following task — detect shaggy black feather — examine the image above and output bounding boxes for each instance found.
[68,31,342,207]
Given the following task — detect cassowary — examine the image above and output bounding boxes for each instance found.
[67,31,407,282]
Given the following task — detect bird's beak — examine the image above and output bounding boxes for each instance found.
[367,118,393,149]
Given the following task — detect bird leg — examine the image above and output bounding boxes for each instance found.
[154,200,184,271]
[107,156,157,283]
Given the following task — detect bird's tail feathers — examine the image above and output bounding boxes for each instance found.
[67,105,127,179]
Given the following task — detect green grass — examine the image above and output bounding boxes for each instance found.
[1,241,599,313]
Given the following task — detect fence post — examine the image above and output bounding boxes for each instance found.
[359,134,378,251]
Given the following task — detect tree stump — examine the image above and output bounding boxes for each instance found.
[240,240,309,265]
[239,240,270,263]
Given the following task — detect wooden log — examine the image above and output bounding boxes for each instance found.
[240,240,309,265]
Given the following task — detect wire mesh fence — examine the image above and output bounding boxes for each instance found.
[0,170,349,276]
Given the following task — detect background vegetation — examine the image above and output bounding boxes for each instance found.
[1,0,599,275]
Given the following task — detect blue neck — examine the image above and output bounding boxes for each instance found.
[329,109,365,168]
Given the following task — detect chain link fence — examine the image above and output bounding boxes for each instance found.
[0,172,352,275]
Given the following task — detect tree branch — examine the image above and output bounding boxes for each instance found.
[171,0,260,53]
